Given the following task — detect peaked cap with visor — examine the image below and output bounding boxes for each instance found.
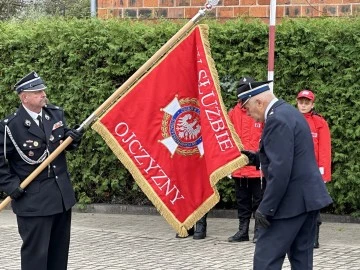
[297,89,315,101]
[14,71,47,94]
[237,77,272,107]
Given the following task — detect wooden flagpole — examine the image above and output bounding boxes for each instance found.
[0,1,220,212]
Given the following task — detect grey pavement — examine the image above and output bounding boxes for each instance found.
[1,207,360,270]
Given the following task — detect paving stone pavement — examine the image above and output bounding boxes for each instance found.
[1,209,360,269]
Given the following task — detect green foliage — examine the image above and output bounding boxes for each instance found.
[0,0,90,21]
[216,177,237,209]
[274,18,360,215]
[0,17,359,215]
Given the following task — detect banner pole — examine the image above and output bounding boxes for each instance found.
[91,2,219,120]
[0,1,219,212]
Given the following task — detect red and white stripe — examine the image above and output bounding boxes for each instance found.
[268,0,277,92]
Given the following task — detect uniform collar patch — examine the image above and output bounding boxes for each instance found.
[24,119,31,127]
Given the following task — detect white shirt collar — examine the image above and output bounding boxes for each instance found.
[23,106,42,122]
[264,98,278,122]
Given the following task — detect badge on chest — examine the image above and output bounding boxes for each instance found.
[52,121,63,130]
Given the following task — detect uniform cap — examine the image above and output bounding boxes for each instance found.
[237,77,272,107]
[14,71,47,94]
[297,90,315,101]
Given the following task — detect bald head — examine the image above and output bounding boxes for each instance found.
[256,90,276,107]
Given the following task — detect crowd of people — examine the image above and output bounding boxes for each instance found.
[0,71,333,270]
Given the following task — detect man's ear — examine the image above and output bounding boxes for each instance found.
[19,92,26,102]
[255,98,262,108]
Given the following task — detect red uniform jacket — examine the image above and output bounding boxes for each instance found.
[303,112,332,182]
[228,104,263,178]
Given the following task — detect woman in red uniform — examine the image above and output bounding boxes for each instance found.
[296,89,332,248]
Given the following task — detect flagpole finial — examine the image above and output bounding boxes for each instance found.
[205,0,220,10]
[191,0,220,22]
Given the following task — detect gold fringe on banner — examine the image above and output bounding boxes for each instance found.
[198,24,249,185]
[92,120,204,237]
[92,24,249,237]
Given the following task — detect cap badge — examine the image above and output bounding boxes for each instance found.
[302,90,310,95]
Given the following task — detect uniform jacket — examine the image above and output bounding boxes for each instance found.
[303,112,331,182]
[258,100,332,219]
[228,104,263,178]
[0,104,78,216]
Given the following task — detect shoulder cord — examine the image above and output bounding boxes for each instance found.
[5,125,49,165]
[4,126,6,162]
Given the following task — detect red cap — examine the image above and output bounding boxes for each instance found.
[297,90,315,101]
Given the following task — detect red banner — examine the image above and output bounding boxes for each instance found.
[92,25,247,236]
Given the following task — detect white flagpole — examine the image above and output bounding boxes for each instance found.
[268,0,277,93]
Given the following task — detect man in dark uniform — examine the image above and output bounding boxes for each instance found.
[237,77,333,270]
[0,71,83,270]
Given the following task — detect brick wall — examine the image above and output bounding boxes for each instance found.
[97,0,360,20]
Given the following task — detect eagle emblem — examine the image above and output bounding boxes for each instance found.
[160,96,203,156]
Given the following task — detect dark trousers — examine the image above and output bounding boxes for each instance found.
[17,209,72,270]
[234,177,266,219]
[253,210,319,270]
[316,212,322,225]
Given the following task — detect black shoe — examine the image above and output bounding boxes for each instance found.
[314,242,319,249]
[175,227,194,238]
[193,231,206,240]
[228,230,249,242]
[193,215,207,240]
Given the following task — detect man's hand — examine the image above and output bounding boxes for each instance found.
[66,126,84,142]
[10,187,25,201]
[241,150,259,167]
[255,210,270,229]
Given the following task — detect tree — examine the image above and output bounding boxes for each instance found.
[0,0,24,20]
[0,0,90,20]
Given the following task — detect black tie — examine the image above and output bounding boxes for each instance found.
[37,115,45,133]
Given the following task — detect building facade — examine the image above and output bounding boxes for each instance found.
[97,0,360,20]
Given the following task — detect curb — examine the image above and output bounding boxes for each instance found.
[75,203,360,224]
[2,200,359,223]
